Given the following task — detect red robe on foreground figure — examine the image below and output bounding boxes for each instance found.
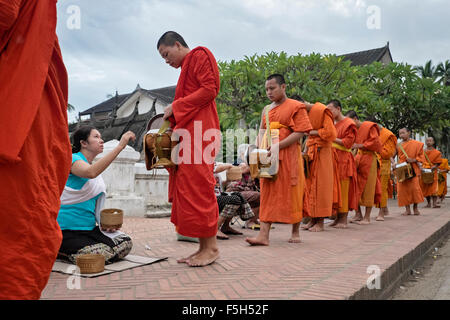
[167,47,221,238]
[0,0,72,299]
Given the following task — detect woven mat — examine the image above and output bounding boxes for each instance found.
[52,254,167,278]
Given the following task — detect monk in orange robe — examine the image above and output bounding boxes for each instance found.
[246,74,312,246]
[394,128,425,216]
[346,112,382,225]
[437,158,449,204]
[301,102,340,232]
[158,32,221,266]
[0,0,72,299]
[420,137,442,208]
[375,125,397,221]
[327,100,358,229]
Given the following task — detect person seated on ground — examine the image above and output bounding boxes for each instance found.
[57,126,136,264]
[214,162,255,240]
[226,161,261,230]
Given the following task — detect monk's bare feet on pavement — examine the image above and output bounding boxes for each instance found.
[413,204,421,215]
[289,223,301,243]
[401,211,411,216]
[350,214,363,223]
[355,219,370,225]
[329,218,339,227]
[301,219,315,230]
[331,213,348,229]
[333,220,348,229]
[424,203,431,208]
[187,248,219,267]
[245,236,269,246]
[376,216,385,221]
[309,219,324,232]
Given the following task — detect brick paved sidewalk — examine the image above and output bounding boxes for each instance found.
[41,199,449,300]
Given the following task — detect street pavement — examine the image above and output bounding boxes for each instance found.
[41,199,449,300]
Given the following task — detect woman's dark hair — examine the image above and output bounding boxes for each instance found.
[71,126,96,153]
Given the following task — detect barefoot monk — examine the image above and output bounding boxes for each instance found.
[394,128,425,216]
[327,100,358,229]
[246,74,312,246]
[157,31,221,267]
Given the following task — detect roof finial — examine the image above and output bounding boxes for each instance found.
[136,83,141,90]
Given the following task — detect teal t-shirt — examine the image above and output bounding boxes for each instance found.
[57,152,101,230]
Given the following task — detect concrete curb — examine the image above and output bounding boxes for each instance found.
[350,220,450,300]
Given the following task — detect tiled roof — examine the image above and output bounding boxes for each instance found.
[79,85,176,116]
[338,43,392,66]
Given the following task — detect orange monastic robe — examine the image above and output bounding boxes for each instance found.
[0,0,72,299]
[333,117,358,212]
[260,99,313,223]
[377,127,397,207]
[306,103,340,218]
[420,149,442,197]
[167,47,221,238]
[355,122,382,207]
[437,158,449,197]
[396,140,426,206]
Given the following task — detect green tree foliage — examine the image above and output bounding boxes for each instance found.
[217,52,450,143]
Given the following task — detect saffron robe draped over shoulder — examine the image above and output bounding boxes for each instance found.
[167,47,221,238]
[437,158,449,197]
[306,103,340,217]
[420,149,442,197]
[259,99,312,224]
[377,127,397,207]
[0,0,72,299]
[333,117,358,212]
[354,122,382,207]
[396,140,425,206]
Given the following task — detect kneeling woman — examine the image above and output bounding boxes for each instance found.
[57,126,136,264]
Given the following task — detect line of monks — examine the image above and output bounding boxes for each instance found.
[245,74,449,246]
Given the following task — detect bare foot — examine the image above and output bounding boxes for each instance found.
[432,205,441,208]
[301,220,315,230]
[288,232,301,243]
[221,226,243,235]
[177,250,200,264]
[401,212,411,216]
[245,237,269,246]
[308,224,324,232]
[424,204,431,208]
[375,216,385,221]
[187,249,219,267]
[355,220,370,225]
[216,230,229,240]
[329,219,339,227]
[332,222,348,229]
[413,210,421,216]
[349,217,362,223]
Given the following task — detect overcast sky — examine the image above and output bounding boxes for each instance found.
[55,0,450,122]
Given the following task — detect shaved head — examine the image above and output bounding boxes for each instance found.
[157,31,189,49]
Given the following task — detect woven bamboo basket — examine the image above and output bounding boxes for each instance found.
[226,166,242,181]
[100,208,123,229]
[76,254,105,274]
